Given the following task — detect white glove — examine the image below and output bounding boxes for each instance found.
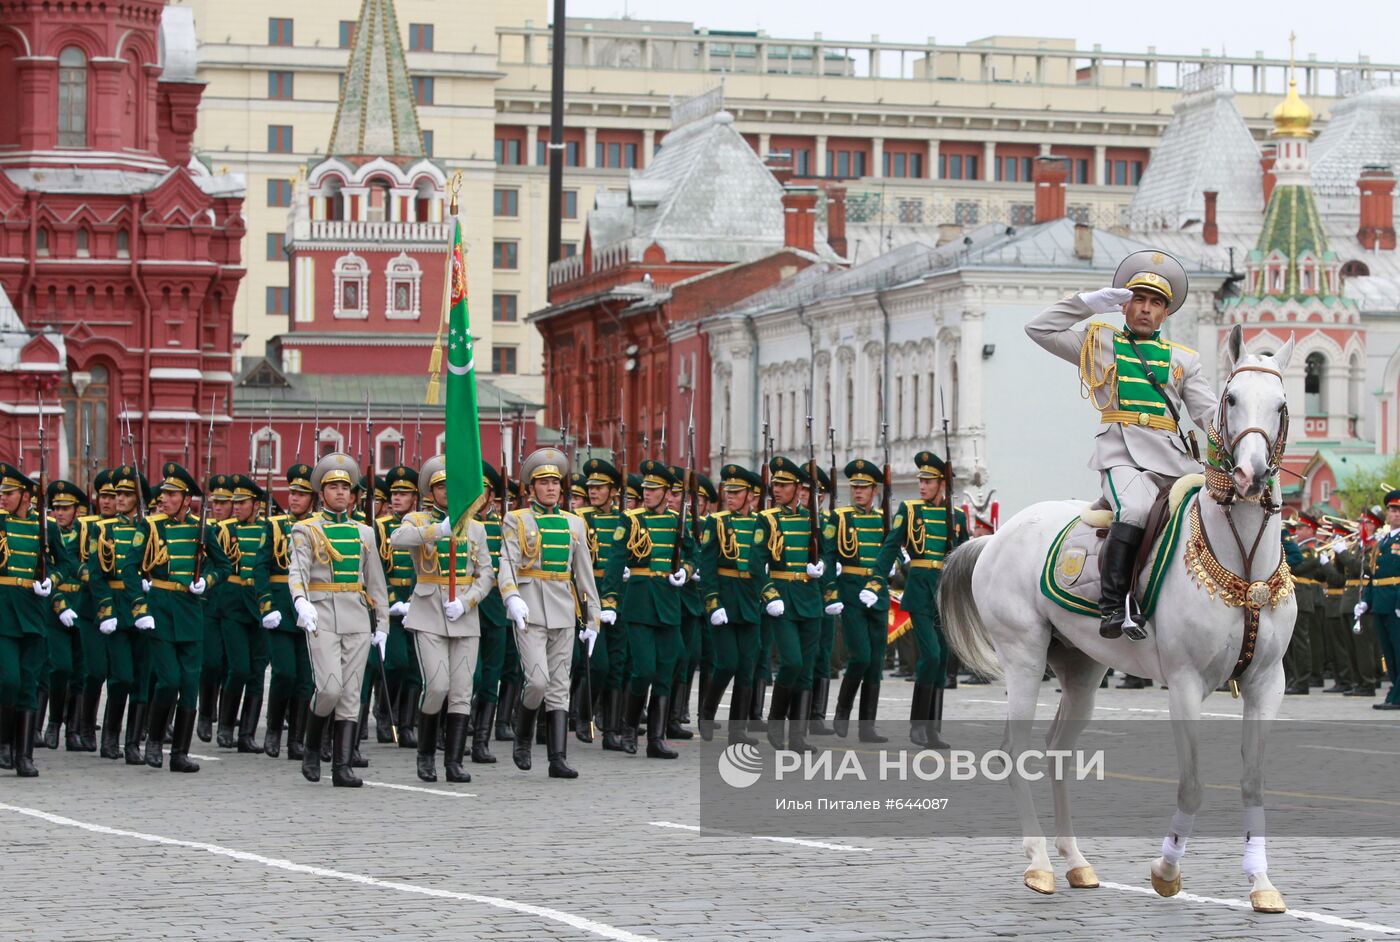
[436,518,454,539]
[134,615,156,631]
[1318,552,1332,566]
[765,599,785,618]
[189,577,207,596]
[444,597,465,621]
[1077,286,1134,313]
[623,566,631,581]
[824,602,844,615]
[691,568,701,582]
[579,626,598,656]
[141,578,152,593]
[99,618,117,635]
[710,607,728,626]
[859,588,879,608]
[890,564,900,578]
[1354,601,1369,619]
[667,569,688,587]
[294,596,318,632]
[372,630,388,658]
[262,610,282,630]
[32,577,52,597]
[506,595,529,630]
[389,600,411,618]
[58,609,78,628]
[805,561,825,579]
[1329,538,1348,554]
[1352,619,1364,636]
[600,609,617,625]
[835,561,843,576]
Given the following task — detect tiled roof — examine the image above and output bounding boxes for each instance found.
[328,0,423,158]
[1311,84,1400,205]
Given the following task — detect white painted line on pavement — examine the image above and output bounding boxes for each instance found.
[1299,744,1400,757]
[649,820,701,831]
[1100,879,1400,935]
[0,802,667,942]
[365,781,475,798]
[186,753,222,761]
[648,821,870,853]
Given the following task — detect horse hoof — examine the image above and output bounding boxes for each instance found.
[1151,870,1181,897]
[1024,870,1056,895]
[1250,889,1286,913]
[1066,866,1100,889]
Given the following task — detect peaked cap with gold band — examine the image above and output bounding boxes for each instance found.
[1385,488,1400,508]
[386,465,419,493]
[638,459,674,489]
[0,461,34,493]
[482,460,504,496]
[358,473,388,502]
[417,455,446,499]
[311,452,358,491]
[47,479,83,506]
[521,447,568,483]
[229,473,266,503]
[844,458,880,485]
[720,463,760,492]
[914,451,947,480]
[625,473,643,502]
[1112,249,1189,315]
[695,474,718,503]
[93,468,116,497]
[570,472,588,501]
[207,473,234,500]
[112,466,151,503]
[285,463,313,494]
[158,462,202,498]
[582,457,620,489]
[768,455,803,485]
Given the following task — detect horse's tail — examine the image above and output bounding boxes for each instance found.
[938,537,1002,681]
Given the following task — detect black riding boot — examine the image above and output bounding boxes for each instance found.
[910,683,936,748]
[646,694,677,759]
[547,709,578,778]
[601,689,627,752]
[667,679,694,740]
[302,711,327,782]
[196,676,218,743]
[100,691,126,759]
[80,687,101,751]
[445,712,472,781]
[728,685,759,746]
[350,716,369,769]
[14,710,38,777]
[263,694,288,758]
[808,677,834,736]
[34,689,48,749]
[0,706,13,770]
[749,676,769,732]
[64,687,83,751]
[236,688,262,753]
[832,673,861,738]
[765,684,794,751]
[331,719,362,787]
[42,683,63,749]
[373,683,394,742]
[169,707,201,773]
[513,702,539,771]
[789,689,814,753]
[397,684,420,749]
[416,710,440,782]
[124,701,148,765]
[287,700,307,761]
[495,682,519,742]
[1099,522,1147,641]
[858,680,889,743]
[621,691,646,755]
[470,697,497,764]
[536,698,548,745]
[932,687,950,750]
[144,700,172,768]
[216,687,239,748]
[698,676,725,742]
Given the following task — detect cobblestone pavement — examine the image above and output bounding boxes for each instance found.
[2,678,1396,941]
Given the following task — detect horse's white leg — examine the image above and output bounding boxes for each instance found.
[1150,675,1206,897]
[1000,644,1055,894]
[1240,658,1287,913]
[1044,645,1106,889]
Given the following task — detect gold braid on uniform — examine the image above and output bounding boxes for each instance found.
[98,526,117,573]
[141,520,169,572]
[0,527,8,570]
[271,518,290,569]
[305,525,344,565]
[1079,322,1117,411]
[717,515,739,561]
[377,519,393,563]
[625,513,653,560]
[587,524,599,560]
[837,510,859,558]
[765,511,785,563]
[219,523,242,569]
[512,509,542,566]
[906,502,927,558]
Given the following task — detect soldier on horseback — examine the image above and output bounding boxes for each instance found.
[1026,250,1219,640]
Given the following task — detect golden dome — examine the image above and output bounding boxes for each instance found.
[1272,77,1314,138]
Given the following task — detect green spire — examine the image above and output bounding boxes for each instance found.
[327,0,424,158]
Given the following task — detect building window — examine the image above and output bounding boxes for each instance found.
[268,18,293,47]
[384,253,422,320]
[492,241,518,270]
[333,252,369,319]
[412,76,434,106]
[339,20,355,48]
[492,294,518,322]
[267,179,293,207]
[317,429,344,458]
[939,153,980,181]
[267,71,294,100]
[267,125,293,153]
[493,188,519,217]
[561,242,577,257]
[377,430,404,473]
[421,130,434,157]
[1304,352,1326,416]
[409,23,434,51]
[266,286,290,316]
[116,230,130,258]
[954,201,980,226]
[825,149,866,179]
[563,190,578,218]
[264,233,284,261]
[492,346,518,374]
[36,228,50,257]
[884,152,923,179]
[596,141,639,168]
[75,228,90,258]
[252,428,280,473]
[537,139,581,166]
[495,137,523,165]
[1010,203,1035,226]
[57,47,87,148]
[896,199,923,224]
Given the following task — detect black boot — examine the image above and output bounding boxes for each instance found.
[698,677,725,742]
[64,687,83,751]
[789,689,813,753]
[416,711,440,783]
[495,682,519,742]
[349,717,369,768]
[470,698,496,764]
[331,719,362,787]
[728,685,759,746]
[601,690,627,752]
[80,687,101,751]
[445,712,473,782]
[397,684,420,749]
[646,694,678,759]
[513,702,538,771]
[320,723,332,762]
[42,684,63,749]
[370,684,392,743]
[536,699,548,745]
[667,680,694,740]
[0,706,13,770]
[124,701,148,765]
[749,677,769,732]
[216,687,239,748]
[910,683,935,748]
[1098,522,1146,641]
[34,689,49,749]
[287,700,307,761]
[263,695,288,758]
[163,707,175,745]
[833,673,861,738]
[621,691,646,755]
[13,710,37,777]
[359,696,373,744]
[237,688,262,753]
[144,701,172,768]
[932,687,950,750]
[169,707,201,773]
[547,709,578,778]
[196,676,218,743]
[858,680,889,743]
[100,692,126,760]
[568,672,590,743]
[808,677,834,736]
[765,684,794,751]
[302,711,327,782]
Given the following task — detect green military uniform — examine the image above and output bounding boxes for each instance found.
[1338,530,1379,698]
[492,475,527,744]
[577,458,627,751]
[75,469,116,752]
[370,467,422,749]
[471,462,511,761]
[808,467,839,734]
[214,474,270,751]
[825,458,892,742]
[601,460,694,758]
[254,463,317,759]
[128,463,233,772]
[874,451,968,748]
[196,473,234,743]
[1281,524,1316,693]
[40,480,87,751]
[1362,491,1400,708]
[667,464,706,741]
[698,464,762,746]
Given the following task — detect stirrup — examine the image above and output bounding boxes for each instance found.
[1121,598,1149,642]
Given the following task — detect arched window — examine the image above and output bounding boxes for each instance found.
[59,363,110,482]
[116,230,130,258]
[252,427,281,472]
[332,252,369,319]
[75,228,90,258]
[845,374,855,445]
[366,177,393,222]
[1340,259,1369,279]
[376,427,404,473]
[36,227,50,257]
[317,428,344,459]
[1348,352,1363,421]
[1304,352,1326,416]
[322,177,345,221]
[414,178,436,222]
[384,253,422,319]
[58,47,87,147]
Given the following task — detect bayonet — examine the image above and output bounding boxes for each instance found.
[805,388,819,561]
[36,397,49,582]
[183,417,191,467]
[194,395,216,580]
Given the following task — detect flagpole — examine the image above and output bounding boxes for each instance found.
[445,178,461,598]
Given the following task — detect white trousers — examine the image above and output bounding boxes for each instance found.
[305,630,370,721]
[413,632,479,717]
[1103,466,1173,528]
[514,621,573,712]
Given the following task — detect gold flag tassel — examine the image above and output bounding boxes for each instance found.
[425,172,464,405]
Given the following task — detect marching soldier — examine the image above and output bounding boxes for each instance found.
[498,448,602,777]
[216,474,270,752]
[128,463,233,771]
[699,463,763,745]
[825,459,891,742]
[1026,250,1218,640]
[75,469,117,752]
[665,465,703,740]
[874,451,968,749]
[390,455,494,783]
[1283,516,1321,694]
[254,463,317,759]
[1336,522,1377,699]
[578,457,627,749]
[1359,490,1400,709]
[197,474,234,742]
[372,465,423,748]
[470,462,510,763]
[493,475,528,745]
[41,480,86,751]
[286,453,390,787]
[805,468,839,735]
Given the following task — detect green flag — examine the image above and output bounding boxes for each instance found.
[444,218,484,528]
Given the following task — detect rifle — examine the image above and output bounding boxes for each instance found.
[557,395,571,512]
[82,421,93,503]
[414,408,423,466]
[584,411,592,466]
[515,407,526,504]
[879,395,892,534]
[827,424,837,514]
[686,394,700,544]
[939,386,955,545]
[194,395,216,580]
[804,389,820,563]
[760,401,772,511]
[364,393,399,745]
[498,400,509,518]
[619,384,630,508]
[311,396,320,461]
[672,393,694,572]
[659,413,668,466]
[122,402,144,522]
[264,404,275,515]
[182,417,191,467]
[36,398,49,582]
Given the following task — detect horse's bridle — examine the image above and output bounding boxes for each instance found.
[1205,365,1289,506]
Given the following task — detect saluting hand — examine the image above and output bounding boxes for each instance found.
[1078,286,1134,314]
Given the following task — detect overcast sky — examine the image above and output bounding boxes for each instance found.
[565,0,1394,65]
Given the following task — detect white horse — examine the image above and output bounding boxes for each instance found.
[939,326,1296,913]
